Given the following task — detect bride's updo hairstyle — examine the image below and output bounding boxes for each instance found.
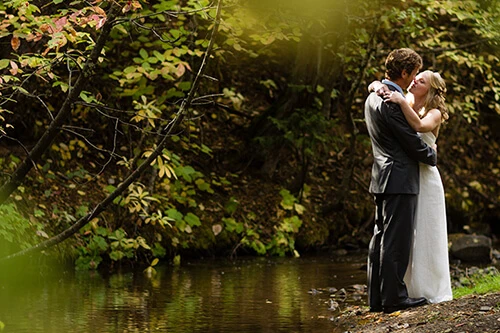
[420,70,449,122]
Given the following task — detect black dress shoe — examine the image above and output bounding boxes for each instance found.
[383,297,428,313]
[369,306,383,312]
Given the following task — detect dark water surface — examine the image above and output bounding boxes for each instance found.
[0,255,367,333]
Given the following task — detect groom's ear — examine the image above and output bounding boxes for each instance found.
[401,69,409,79]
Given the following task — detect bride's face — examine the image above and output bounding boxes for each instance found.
[408,72,430,98]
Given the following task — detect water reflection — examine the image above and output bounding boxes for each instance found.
[0,255,367,333]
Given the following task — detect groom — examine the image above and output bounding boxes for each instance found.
[364,48,437,313]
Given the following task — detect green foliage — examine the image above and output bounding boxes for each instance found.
[236,189,304,257]
[270,108,334,162]
[75,226,153,270]
[0,204,36,256]
[0,0,499,269]
[453,267,500,298]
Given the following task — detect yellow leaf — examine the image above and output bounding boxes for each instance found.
[164,166,171,178]
[148,117,156,128]
[151,258,159,266]
[168,165,177,179]
[36,230,49,238]
[294,203,305,215]
[143,266,156,277]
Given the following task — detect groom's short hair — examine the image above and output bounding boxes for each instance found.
[385,48,422,81]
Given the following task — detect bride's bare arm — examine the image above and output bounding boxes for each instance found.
[384,92,441,132]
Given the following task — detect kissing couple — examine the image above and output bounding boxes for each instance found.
[364,48,453,314]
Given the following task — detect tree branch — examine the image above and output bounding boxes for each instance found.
[0,0,224,261]
[0,4,119,204]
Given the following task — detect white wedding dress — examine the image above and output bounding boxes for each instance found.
[404,132,453,303]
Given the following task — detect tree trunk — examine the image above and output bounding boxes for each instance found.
[0,5,119,204]
[0,0,224,260]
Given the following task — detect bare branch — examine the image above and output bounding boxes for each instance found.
[0,4,120,203]
[0,0,225,261]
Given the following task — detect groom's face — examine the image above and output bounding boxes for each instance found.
[401,68,420,90]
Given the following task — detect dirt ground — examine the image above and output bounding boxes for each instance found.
[337,292,500,333]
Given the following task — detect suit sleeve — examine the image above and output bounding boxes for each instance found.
[384,102,437,166]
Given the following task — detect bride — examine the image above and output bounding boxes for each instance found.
[371,70,453,303]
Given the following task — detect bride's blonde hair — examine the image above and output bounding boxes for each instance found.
[419,70,449,122]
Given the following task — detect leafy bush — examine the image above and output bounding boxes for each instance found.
[0,204,36,257]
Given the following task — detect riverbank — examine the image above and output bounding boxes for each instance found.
[337,292,500,332]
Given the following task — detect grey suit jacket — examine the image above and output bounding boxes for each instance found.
[364,88,437,194]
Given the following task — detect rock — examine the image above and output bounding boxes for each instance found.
[449,233,492,262]
[492,249,500,260]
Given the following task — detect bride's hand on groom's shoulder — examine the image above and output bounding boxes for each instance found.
[368,81,388,95]
[432,143,438,152]
[382,91,405,104]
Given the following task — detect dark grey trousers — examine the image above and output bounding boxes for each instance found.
[367,193,417,308]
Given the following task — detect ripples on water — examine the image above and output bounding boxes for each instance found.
[0,255,368,333]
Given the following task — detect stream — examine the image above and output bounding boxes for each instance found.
[0,255,368,333]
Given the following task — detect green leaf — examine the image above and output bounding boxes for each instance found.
[200,144,212,155]
[279,189,296,210]
[224,197,239,215]
[175,165,196,182]
[184,212,201,227]
[96,227,109,236]
[105,185,116,193]
[175,218,187,231]
[166,208,183,222]
[93,235,109,251]
[109,250,124,261]
[251,239,266,255]
[178,81,191,91]
[170,29,181,39]
[223,217,244,233]
[109,229,126,241]
[152,243,167,258]
[165,87,185,99]
[0,59,9,70]
[14,86,29,95]
[195,178,211,192]
[153,50,165,62]
[79,91,94,103]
